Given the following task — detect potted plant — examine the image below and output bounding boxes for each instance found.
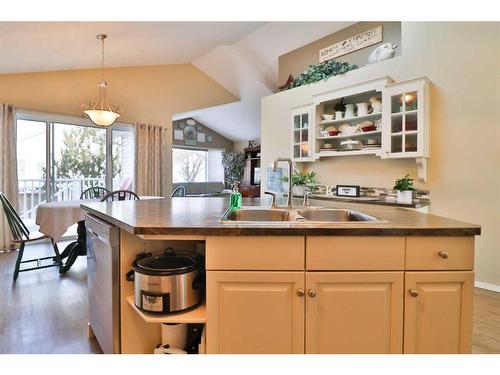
[393,174,415,203]
[222,152,245,189]
[283,170,319,196]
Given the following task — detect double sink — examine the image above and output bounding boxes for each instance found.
[220,207,382,224]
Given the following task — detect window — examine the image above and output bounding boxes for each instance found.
[16,111,135,230]
[172,148,224,183]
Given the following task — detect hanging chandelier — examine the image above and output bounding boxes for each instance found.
[81,34,122,126]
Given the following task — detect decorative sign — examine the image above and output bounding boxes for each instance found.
[319,26,383,63]
[336,185,360,198]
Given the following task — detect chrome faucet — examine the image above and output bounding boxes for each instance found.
[273,157,294,207]
[264,191,277,208]
[302,189,312,207]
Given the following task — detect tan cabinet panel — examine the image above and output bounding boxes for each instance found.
[306,236,405,270]
[404,271,473,353]
[206,271,305,354]
[406,237,474,270]
[206,236,305,271]
[305,272,404,353]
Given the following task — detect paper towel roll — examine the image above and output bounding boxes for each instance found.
[161,323,188,349]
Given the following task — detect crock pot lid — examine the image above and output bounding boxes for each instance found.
[135,251,201,273]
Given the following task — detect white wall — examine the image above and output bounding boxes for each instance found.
[261,22,500,286]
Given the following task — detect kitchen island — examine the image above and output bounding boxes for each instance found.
[81,197,480,354]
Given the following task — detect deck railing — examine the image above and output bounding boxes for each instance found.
[18,177,105,220]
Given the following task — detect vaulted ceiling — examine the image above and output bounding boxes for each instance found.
[0,21,354,141]
[0,22,264,74]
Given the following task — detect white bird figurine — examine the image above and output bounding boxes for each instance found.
[368,43,398,64]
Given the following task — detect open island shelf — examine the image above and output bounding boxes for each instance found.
[126,295,207,324]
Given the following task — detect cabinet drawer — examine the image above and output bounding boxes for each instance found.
[306,236,405,270]
[406,237,474,270]
[206,236,305,271]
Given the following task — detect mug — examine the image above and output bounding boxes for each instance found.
[335,111,344,119]
[356,102,372,116]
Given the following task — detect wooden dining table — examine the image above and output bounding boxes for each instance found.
[36,196,163,273]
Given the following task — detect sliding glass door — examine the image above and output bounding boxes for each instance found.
[16,112,135,230]
[111,128,135,191]
[51,123,107,201]
[16,120,47,227]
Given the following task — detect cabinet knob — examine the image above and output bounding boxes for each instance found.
[409,289,419,297]
[296,289,305,297]
[438,250,449,259]
[308,289,317,298]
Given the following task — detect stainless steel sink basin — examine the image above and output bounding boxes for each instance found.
[224,209,293,222]
[296,208,379,222]
[220,207,381,224]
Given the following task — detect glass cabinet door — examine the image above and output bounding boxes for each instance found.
[389,90,420,154]
[292,112,310,159]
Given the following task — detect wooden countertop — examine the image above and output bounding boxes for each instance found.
[81,197,480,237]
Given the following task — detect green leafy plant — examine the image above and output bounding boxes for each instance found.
[283,171,319,192]
[393,174,415,191]
[289,60,358,89]
[222,152,246,189]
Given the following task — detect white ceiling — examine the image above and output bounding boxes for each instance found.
[0,22,264,74]
[0,21,354,142]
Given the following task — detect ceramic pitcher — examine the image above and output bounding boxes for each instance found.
[356,102,372,116]
[344,104,356,118]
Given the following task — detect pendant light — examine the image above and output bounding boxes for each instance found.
[81,34,122,126]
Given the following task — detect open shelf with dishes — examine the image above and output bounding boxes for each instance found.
[312,78,388,158]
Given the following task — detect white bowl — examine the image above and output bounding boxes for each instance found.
[322,114,335,121]
[341,127,359,135]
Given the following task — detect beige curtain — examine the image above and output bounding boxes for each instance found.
[135,123,169,196]
[0,104,18,251]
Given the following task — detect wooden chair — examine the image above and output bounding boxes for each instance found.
[0,192,63,281]
[171,185,186,197]
[100,190,140,202]
[80,186,109,200]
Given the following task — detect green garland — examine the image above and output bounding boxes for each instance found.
[289,60,358,89]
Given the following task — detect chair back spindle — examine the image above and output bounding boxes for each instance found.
[80,186,109,200]
[100,190,140,202]
[171,185,187,197]
[0,192,30,242]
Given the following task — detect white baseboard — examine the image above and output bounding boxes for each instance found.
[475,281,500,293]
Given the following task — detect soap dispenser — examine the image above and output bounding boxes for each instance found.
[229,181,242,210]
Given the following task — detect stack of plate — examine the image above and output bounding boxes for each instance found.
[340,139,362,151]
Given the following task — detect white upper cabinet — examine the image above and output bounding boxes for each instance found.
[288,76,430,180]
[291,104,315,162]
[381,77,430,159]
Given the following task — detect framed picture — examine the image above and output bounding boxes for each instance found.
[174,129,184,141]
[197,132,206,143]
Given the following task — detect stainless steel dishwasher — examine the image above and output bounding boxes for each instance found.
[85,213,120,354]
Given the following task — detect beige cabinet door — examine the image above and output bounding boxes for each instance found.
[404,271,473,353]
[206,271,305,354]
[305,272,404,353]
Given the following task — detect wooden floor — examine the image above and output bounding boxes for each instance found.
[0,241,499,354]
[472,288,500,353]
[0,241,101,354]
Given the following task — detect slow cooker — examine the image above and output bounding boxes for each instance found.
[126,248,205,314]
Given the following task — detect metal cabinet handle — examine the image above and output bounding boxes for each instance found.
[409,289,419,297]
[296,289,305,297]
[308,289,317,298]
[438,250,449,259]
